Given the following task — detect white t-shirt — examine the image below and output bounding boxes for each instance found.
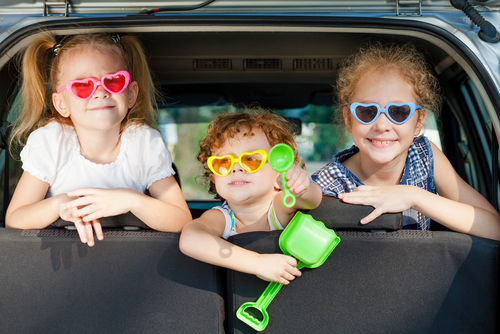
[20,122,175,198]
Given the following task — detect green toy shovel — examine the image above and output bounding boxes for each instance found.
[268,143,296,208]
[236,212,341,331]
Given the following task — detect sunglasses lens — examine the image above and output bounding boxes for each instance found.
[388,105,411,123]
[103,73,127,93]
[355,105,378,123]
[71,80,95,99]
[211,157,232,176]
[240,153,265,172]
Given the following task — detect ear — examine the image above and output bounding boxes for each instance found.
[414,109,426,136]
[343,106,352,132]
[209,173,215,183]
[52,92,70,118]
[128,81,139,107]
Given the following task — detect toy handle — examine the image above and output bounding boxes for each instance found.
[236,281,284,331]
[280,172,296,208]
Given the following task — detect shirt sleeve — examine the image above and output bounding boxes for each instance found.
[20,123,68,185]
[137,126,175,189]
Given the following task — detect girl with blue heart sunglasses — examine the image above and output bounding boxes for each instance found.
[311,42,500,241]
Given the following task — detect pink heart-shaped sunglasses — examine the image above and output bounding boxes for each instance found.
[56,70,130,100]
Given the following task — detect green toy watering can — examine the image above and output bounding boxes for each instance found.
[236,212,341,331]
[268,143,296,208]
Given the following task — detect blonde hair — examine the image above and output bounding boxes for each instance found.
[334,42,441,125]
[10,32,159,153]
[198,108,304,199]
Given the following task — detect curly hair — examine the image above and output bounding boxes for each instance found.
[198,108,304,199]
[334,42,441,126]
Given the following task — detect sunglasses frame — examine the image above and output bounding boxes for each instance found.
[207,150,268,177]
[56,70,131,100]
[347,102,422,125]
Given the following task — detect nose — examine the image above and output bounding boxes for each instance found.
[231,162,245,174]
[371,112,392,131]
[93,83,109,98]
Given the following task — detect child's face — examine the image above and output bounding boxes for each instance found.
[210,128,280,205]
[343,68,425,166]
[52,46,138,135]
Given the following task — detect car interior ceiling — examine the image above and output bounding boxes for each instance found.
[0,27,493,225]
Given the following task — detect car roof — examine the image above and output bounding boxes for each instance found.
[1,0,499,16]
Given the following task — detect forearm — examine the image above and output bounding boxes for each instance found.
[412,188,500,240]
[130,191,192,232]
[6,195,63,229]
[180,223,261,275]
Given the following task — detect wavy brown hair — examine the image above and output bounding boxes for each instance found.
[198,108,304,199]
[334,42,441,126]
[10,31,159,154]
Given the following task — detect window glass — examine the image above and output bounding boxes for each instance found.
[158,105,350,201]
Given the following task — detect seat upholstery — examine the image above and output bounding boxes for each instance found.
[227,230,500,334]
[0,228,225,334]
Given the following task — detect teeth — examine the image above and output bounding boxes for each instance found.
[231,181,247,185]
[372,140,392,145]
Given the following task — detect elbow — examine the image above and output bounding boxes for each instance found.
[5,213,18,229]
[179,225,195,257]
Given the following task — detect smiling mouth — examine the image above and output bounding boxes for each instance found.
[229,181,250,186]
[369,139,395,145]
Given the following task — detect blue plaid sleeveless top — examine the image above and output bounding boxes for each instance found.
[310,136,436,230]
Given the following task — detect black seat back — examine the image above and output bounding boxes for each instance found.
[0,228,225,334]
[227,230,500,333]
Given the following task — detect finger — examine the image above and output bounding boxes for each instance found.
[81,210,105,222]
[93,219,104,241]
[66,196,94,209]
[279,277,291,285]
[287,166,302,184]
[73,219,88,244]
[341,194,379,205]
[284,272,296,282]
[360,208,384,225]
[288,172,306,190]
[84,221,95,247]
[67,188,99,197]
[285,255,298,267]
[72,205,98,219]
[291,178,308,195]
[288,266,302,277]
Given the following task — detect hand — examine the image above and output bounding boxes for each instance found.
[66,187,139,222]
[55,193,103,247]
[278,165,311,198]
[73,218,103,247]
[254,253,301,284]
[338,185,418,224]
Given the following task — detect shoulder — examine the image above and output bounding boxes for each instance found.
[196,207,228,236]
[311,147,361,196]
[22,122,77,158]
[20,122,77,184]
[408,136,434,166]
[122,124,167,156]
[26,122,76,148]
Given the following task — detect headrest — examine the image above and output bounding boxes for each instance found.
[52,212,149,229]
[301,197,402,231]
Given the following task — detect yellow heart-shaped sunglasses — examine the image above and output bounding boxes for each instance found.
[207,150,268,177]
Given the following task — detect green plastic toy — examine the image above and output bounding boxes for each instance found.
[236,211,341,331]
[268,143,296,208]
